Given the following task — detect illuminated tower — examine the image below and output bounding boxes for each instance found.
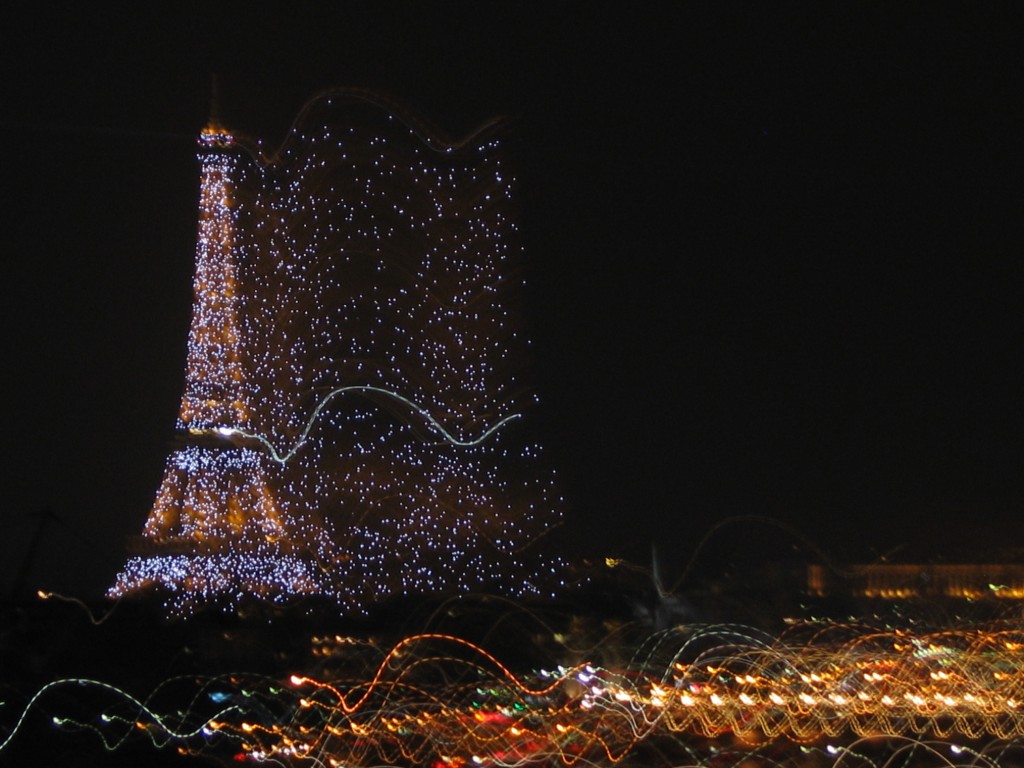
[112,91,564,614]
[109,122,336,612]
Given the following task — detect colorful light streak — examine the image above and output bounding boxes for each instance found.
[13,621,1024,766]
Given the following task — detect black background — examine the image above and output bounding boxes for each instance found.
[1,4,1021,598]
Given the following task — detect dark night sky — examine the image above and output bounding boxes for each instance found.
[1,5,1021,599]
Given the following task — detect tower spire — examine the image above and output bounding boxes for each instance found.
[207,73,225,133]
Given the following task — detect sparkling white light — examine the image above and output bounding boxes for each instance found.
[109,94,564,613]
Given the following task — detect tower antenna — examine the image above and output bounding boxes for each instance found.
[208,73,225,132]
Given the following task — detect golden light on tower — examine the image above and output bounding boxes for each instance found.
[110,118,326,606]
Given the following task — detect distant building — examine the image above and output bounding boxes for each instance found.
[808,562,1024,601]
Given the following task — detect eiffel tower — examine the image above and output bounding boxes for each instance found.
[109,120,335,612]
[110,90,566,615]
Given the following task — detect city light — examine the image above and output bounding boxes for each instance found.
[13,623,1024,766]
